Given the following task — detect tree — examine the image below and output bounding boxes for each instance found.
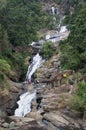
[60,3,86,70]
[0,0,53,46]
[41,41,55,59]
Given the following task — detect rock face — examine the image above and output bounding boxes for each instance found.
[43,112,80,130]
[0,116,47,130]
[0,80,27,116]
[16,124,47,130]
[35,54,75,88]
[34,53,86,130]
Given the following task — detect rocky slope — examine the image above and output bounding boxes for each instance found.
[0,80,27,116]
[33,54,86,130]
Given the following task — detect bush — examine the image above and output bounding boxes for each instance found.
[12,53,27,81]
[0,72,4,82]
[71,81,86,113]
[0,59,12,76]
[41,41,56,59]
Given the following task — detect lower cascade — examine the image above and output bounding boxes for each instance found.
[14,53,44,117]
[26,53,44,81]
[15,91,36,117]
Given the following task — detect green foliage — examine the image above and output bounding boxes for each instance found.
[0,0,53,46]
[0,23,12,57]
[12,53,27,80]
[0,59,12,76]
[41,41,55,59]
[0,0,54,81]
[60,3,86,70]
[0,72,4,82]
[71,82,86,113]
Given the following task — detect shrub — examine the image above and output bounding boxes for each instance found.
[71,81,86,114]
[41,41,56,59]
[12,53,27,80]
[0,59,12,76]
[0,72,4,82]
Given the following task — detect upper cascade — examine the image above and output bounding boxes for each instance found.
[26,53,44,82]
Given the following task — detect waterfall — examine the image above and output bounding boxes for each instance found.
[26,53,43,82]
[15,92,36,117]
[15,53,44,117]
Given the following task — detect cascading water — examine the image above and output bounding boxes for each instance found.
[26,53,44,81]
[15,92,36,117]
[15,53,44,117]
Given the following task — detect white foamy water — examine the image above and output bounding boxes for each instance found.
[26,53,44,81]
[59,26,67,33]
[15,91,36,117]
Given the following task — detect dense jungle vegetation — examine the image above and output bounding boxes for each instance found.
[0,0,53,81]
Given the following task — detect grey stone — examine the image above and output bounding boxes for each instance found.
[2,122,9,128]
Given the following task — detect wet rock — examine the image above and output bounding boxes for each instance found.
[7,116,46,130]
[31,98,37,112]
[82,123,86,130]
[8,116,36,124]
[0,127,6,130]
[9,121,15,128]
[1,122,9,128]
[47,122,56,130]
[83,112,86,120]
[0,110,7,120]
[0,80,27,116]
[43,112,80,130]
[62,109,83,119]
[25,111,42,121]
[16,124,47,130]
[43,112,69,127]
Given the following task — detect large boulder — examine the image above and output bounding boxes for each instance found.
[43,112,80,130]
[0,80,27,116]
[25,111,42,121]
[8,116,46,130]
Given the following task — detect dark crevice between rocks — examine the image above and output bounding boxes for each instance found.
[36,92,43,110]
[7,95,21,117]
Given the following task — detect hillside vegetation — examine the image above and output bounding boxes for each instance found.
[60,1,86,71]
[59,0,86,115]
[0,0,53,82]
